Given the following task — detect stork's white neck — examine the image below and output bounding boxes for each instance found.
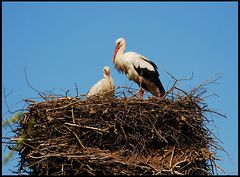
[115,44,126,61]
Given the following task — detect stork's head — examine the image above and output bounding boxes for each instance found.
[103,66,111,77]
[116,38,126,46]
[112,37,126,63]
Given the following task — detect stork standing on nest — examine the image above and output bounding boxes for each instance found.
[87,66,114,97]
[112,37,165,99]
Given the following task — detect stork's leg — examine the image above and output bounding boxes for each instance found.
[139,79,144,100]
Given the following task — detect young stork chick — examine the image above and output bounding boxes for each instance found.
[112,37,165,99]
[87,66,114,98]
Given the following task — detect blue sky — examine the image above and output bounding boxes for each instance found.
[2,2,238,175]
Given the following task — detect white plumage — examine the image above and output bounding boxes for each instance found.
[112,37,165,99]
[87,66,114,98]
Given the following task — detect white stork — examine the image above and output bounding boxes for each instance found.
[87,66,114,98]
[112,37,165,99]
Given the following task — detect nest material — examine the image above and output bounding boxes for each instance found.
[9,88,222,175]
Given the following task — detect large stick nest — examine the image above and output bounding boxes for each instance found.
[6,85,224,175]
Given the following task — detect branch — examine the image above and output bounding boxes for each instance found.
[166,71,193,82]
[3,86,14,114]
[74,82,79,97]
[24,67,45,95]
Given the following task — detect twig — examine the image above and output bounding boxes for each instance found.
[24,99,38,104]
[74,82,79,97]
[24,67,45,95]
[71,106,75,124]
[166,70,193,82]
[64,122,110,134]
[161,80,177,99]
[148,117,168,143]
[64,125,85,149]
[3,86,14,114]
[169,146,175,168]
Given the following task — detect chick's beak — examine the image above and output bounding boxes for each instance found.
[104,70,110,76]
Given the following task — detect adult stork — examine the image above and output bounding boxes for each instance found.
[87,66,114,98]
[112,37,165,99]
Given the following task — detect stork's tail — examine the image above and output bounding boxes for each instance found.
[158,80,165,94]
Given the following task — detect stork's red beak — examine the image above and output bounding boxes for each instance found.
[112,44,120,63]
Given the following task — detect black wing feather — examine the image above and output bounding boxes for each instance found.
[133,57,165,94]
[140,57,159,76]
